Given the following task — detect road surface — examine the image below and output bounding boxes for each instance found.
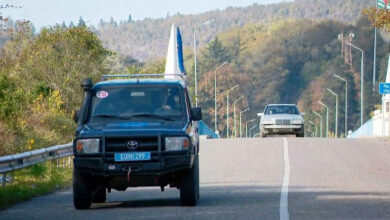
[2,137,390,219]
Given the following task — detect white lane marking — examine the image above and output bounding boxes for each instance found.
[280,137,290,220]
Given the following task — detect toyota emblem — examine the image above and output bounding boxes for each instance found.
[127,140,139,150]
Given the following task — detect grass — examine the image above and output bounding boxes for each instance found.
[0,160,73,210]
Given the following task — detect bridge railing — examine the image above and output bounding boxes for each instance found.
[0,142,73,187]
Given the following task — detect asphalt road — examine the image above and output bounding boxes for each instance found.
[2,137,390,220]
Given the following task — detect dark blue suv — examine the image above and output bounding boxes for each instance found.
[72,76,202,209]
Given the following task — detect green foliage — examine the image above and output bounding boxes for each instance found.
[0,75,24,127]
[0,26,112,155]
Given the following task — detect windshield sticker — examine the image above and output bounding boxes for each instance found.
[96,91,109,99]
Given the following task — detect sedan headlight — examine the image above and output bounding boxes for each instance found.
[165,137,190,151]
[76,139,100,153]
[261,118,273,124]
[292,119,304,124]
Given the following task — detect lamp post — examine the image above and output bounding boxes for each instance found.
[327,88,338,138]
[333,74,348,137]
[246,118,256,138]
[307,129,314,138]
[319,101,329,138]
[240,108,250,138]
[233,96,244,138]
[308,121,317,137]
[249,125,257,138]
[226,84,239,138]
[346,42,364,126]
[313,111,323,138]
[214,62,228,132]
[194,19,215,107]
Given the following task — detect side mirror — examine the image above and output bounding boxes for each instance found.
[73,110,81,123]
[257,113,264,117]
[191,107,202,121]
[301,112,306,116]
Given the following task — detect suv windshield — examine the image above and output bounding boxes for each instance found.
[265,105,300,115]
[88,86,185,122]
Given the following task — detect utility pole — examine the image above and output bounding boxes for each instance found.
[233,96,244,138]
[308,121,318,137]
[333,74,348,137]
[346,42,364,127]
[214,62,228,133]
[313,111,323,138]
[246,119,256,138]
[193,19,215,107]
[319,101,329,138]
[226,84,239,138]
[327,88,338,138]
[240,108,250,138]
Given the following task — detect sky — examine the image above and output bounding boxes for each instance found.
[1,0,293,29]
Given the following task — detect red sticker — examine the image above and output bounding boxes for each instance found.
[96,90,109,99]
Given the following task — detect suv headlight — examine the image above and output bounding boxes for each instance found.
[292,119,304,124]
[165,137,190,151]
[261,118,273,124]
[76,139,100,153]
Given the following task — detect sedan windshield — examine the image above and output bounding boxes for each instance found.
[265,105,300,115]
[88,86,185,122]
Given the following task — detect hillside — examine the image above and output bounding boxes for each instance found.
[96,0,374,61]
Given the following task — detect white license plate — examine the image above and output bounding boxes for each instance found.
[114,152,151,162]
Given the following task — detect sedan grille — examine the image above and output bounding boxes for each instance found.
[275,119,291,125]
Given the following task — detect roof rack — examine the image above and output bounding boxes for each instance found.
[101,74,188,84]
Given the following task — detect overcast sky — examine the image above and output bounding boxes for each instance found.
[1,0,293,29]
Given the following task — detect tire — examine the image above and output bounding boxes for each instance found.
[92,186,106,203]
[180,156,199,206]
[73,170,92,209]
[261,132,267,138]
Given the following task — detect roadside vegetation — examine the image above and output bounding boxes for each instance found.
[0,160,72,210]
[0,24,110,209]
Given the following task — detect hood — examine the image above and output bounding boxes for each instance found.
[79,120,186,136]
[262,114,303,120]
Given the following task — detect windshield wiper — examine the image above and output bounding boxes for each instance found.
[92,114,131,120]
[128,114,174,121]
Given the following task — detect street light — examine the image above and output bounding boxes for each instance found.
[194,19,215,107]
[346,42,364,126]
[319,101,329,138]
[246,118,256,138]
[327,88,338,138]
[313,111,323,138]
[307,129,314,138]
[333,74,348,137]
[214,61,228,132]
[240,108,250,138]
[249,125,257,138]
[233,96,244,138]
[226,84,239,138]
[308,121,317,137]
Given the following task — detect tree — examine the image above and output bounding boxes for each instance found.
[78,16,86,27]
[200,36,231,71]
[363,8,390,31]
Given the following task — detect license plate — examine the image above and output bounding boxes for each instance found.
[114,152,151,162]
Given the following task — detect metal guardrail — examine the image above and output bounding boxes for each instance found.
[0,142,73,174]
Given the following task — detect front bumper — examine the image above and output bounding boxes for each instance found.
[74,151,193,176]
[262,124,303,134]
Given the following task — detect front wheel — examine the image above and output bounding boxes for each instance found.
[92,186,106,203]
[73,170,92,209]
[180,156,199,206]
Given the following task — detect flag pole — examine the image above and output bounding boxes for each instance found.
[373,0,378,92]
